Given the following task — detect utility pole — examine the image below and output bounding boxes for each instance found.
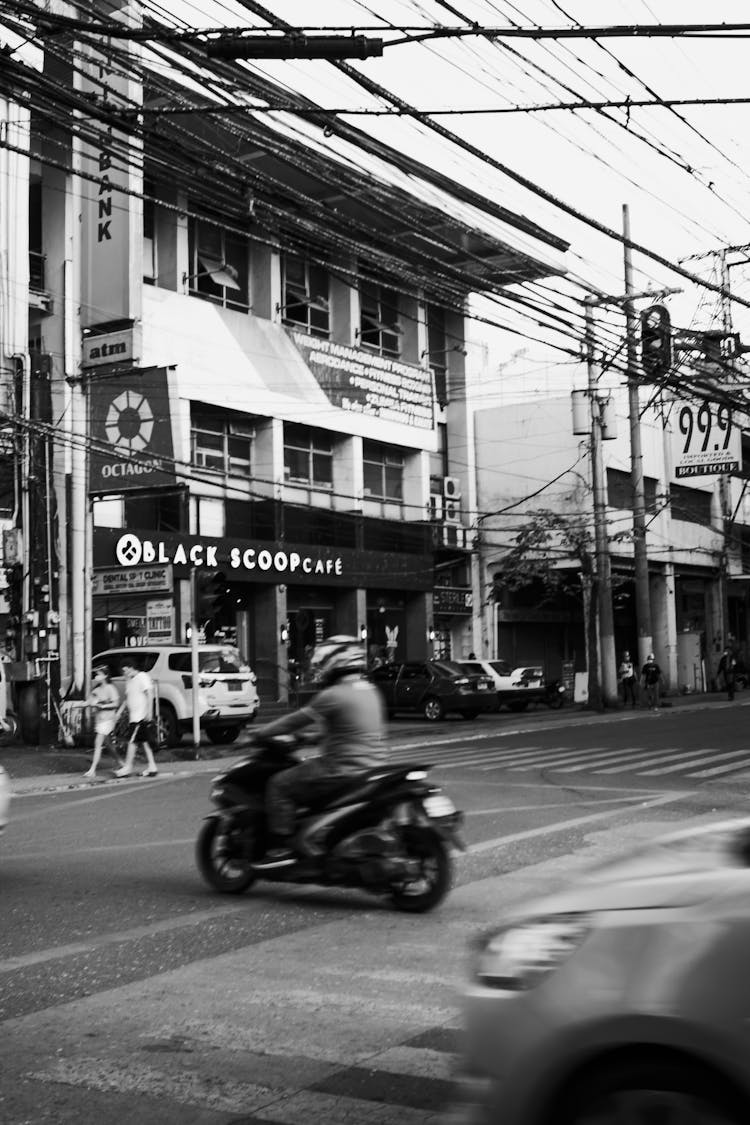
[622,204,654,668]
[584,299,618,707]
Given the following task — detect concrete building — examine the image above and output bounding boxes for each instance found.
[471,383,750,695]
[0,31,567,724]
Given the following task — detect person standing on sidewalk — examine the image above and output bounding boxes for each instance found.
[618,650,637,707]
[83,664,122,778]
[114,659,159,778]
[718,648,737,701]
[641,653,663,711]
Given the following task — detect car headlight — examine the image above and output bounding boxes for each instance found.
[472,912,591,990]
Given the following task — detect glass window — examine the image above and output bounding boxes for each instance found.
[283,423,333,488]
[360,280,402,356]
[195,497,224,537]
[427,304,448,407]
[191,411,254,477]
[363,441,404,501]
[281,256,330,338]
[187,217,250,311]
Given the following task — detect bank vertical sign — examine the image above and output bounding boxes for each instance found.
[89,368,176,493]
[76,1,143,329]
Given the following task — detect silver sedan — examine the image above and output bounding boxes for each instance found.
[453,818,750,1125]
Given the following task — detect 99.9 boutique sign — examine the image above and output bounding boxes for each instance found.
[673,398,741,478]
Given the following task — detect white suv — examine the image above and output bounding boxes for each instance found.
[92,645,260,747]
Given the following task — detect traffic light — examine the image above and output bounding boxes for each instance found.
[640,304,672,377]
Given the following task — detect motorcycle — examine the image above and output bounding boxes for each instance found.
[196,733,464,912]
[543,679,566,709]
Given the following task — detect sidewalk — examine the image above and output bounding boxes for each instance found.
[1,689,740,796]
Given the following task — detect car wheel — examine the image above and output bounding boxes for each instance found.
[557,1059,744,1125]
[508,700,529,712]
[205,725,239,745]
[422,696,444,722]
[158,704,180,748]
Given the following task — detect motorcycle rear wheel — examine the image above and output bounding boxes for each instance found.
[390,830,452,913]
[196,817,257,894]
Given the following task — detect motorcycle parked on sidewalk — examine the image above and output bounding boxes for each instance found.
[196,733,464,912]
[543,679,566,709]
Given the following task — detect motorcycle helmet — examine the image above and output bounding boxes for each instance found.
[309,635,367,687]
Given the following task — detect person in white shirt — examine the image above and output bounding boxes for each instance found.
[114,658,159,778]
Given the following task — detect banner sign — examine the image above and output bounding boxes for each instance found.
[673,398,742,478]
[89,367,176,493]
[92,565,172,596]
[433,586,473,616]
[77,3,143,328]
[146,599,174,642]
[290,331,434,429]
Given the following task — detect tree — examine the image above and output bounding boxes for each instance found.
[489,508,604,709]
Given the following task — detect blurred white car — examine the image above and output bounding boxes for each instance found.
[0,763,10,835]
[452,818,750,1125]
[459,659,547,712]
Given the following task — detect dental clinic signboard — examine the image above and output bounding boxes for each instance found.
[89,367,176,493]
[290,332,434,430]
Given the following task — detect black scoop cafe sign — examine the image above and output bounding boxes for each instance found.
[115,533,344,577]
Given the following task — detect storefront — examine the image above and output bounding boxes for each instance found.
[93,527,433,699]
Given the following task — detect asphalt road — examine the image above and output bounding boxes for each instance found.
[1,705,748,1123]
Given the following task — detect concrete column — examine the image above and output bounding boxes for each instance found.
[254,417,283,498]
[251,239,280,321]
[333,435,357,510]
[663,562,678,689]
[406,592,432,660]
[329,259,357,345]
[253,583,288,702]
[403,449,429,521]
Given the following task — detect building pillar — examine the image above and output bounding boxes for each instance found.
[253,584,288,702]
[663,562,678,690]
[406,592,432,660]
[650,568,671,689]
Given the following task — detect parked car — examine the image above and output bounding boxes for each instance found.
[0,763,10,836]
[92,644,260,747]
[369,660,496,721]
[459,659,548,712]
[453,817,750,1125]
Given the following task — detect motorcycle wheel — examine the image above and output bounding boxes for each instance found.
[390,829,452,913]
[196,817,257,894]
[546,692,564,710]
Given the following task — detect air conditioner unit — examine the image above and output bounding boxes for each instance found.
[443,476,461,500]
[441,525,468,549]
[428,494,444,521]
[444,497,461,523]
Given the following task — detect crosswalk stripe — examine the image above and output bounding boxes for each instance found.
[507,746,639,771]
[591,747,716,775]
[689,756,750,778]
[641,749,746,776]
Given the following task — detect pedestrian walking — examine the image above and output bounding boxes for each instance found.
[641,653,663,711]
[114,658,159,778]
[618,650,637,707]
[718,647,737,701]
[83,664,122,778]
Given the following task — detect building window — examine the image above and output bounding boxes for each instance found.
[363,441,404,501]
[187,217,249,311]
[143,195,155,284]
[670,483,713,526]
[283,423,333,488]
[427,304,448,407]
[281,256,330,337]
[607,468,658,515]
[194,496,225,537]
[191,411,254,477]
[359,280,401,356]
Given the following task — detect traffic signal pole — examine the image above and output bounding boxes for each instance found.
[623,204,654,669]
[585,299,619,708]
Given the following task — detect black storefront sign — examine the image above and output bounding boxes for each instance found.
[434,586,473,616]
[94,529,433,591]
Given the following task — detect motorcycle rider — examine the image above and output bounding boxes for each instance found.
[252,635,387,870]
